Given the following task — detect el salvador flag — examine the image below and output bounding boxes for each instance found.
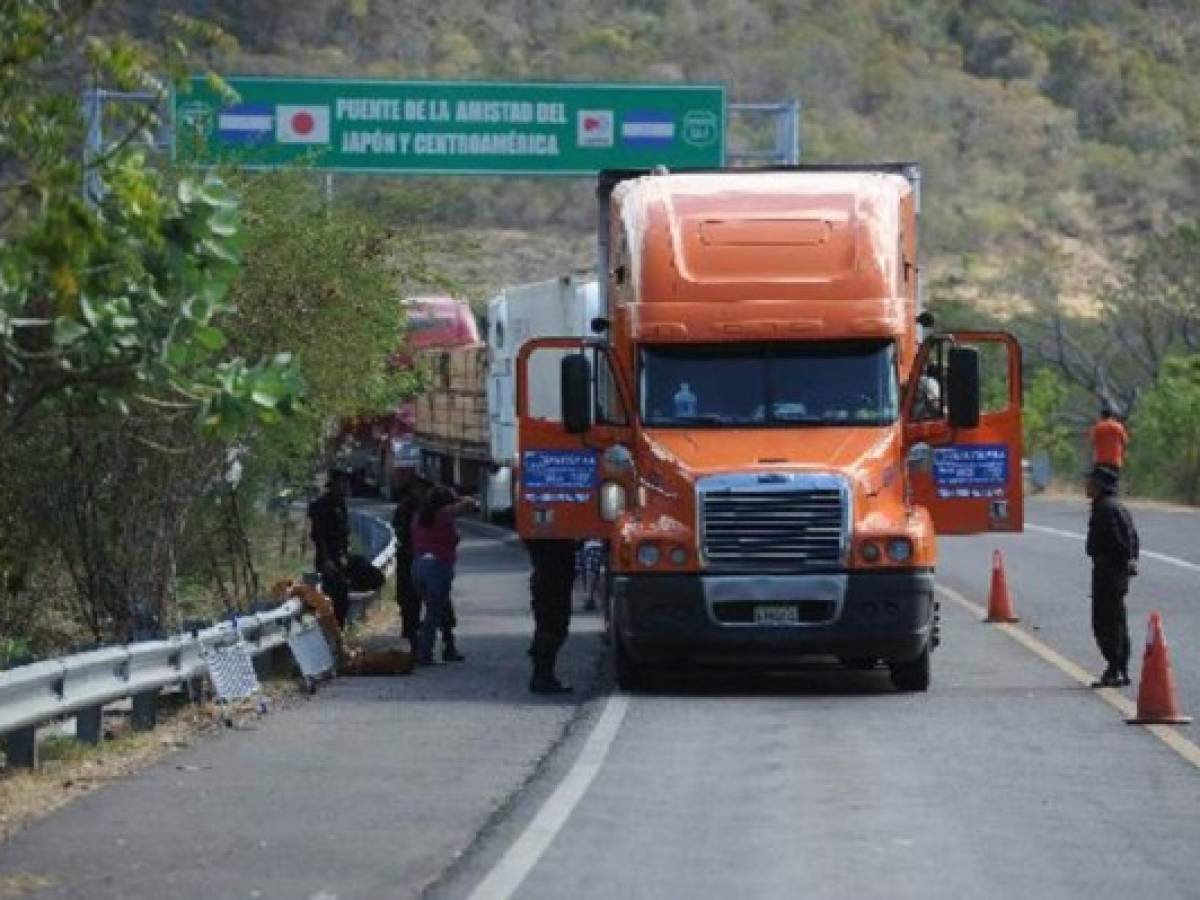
[217,104,274,146]
[621,110,676,146]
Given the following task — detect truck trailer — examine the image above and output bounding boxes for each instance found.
[513,165,1024,691]
[341,295,479,499]
[485,273,600,520]
[411,343,491,500]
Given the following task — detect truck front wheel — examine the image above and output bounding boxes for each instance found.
[889,645,931,692]
[610,623,650,692]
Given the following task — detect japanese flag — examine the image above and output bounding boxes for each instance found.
[276,105,330,144]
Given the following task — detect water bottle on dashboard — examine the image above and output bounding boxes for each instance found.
[673,382,697,418]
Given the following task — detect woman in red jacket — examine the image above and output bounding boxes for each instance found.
[411,485,478,665]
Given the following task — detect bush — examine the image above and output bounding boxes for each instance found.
[1023,369,1081,481]
[1126,355,1200,503]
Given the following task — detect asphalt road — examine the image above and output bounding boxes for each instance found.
[937,495,1200,720]
[0,524,609,900]
[434,496,1200,900]
[3,498,1199,899]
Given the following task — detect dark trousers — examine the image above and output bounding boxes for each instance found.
[527,540,577,674]
[1092,563,1131,673]
[320,564,350,630]
[403,553,457,648]
[396,550,419,641]
[413,556,453,664]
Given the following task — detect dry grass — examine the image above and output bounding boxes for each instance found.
[0,871,55,899]
[424,228,595,310]
[0,702,227,844]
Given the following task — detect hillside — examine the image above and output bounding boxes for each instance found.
[103,1,1200,308]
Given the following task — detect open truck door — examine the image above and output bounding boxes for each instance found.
[903,331,1024,534]
[515,337,633,540]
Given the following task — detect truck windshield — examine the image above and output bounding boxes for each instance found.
[640,340,899,427]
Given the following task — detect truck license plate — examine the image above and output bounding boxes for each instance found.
[754,605,799,625]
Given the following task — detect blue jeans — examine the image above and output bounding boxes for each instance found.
[412,555,453,664]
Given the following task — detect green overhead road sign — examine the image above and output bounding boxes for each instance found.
[173,76,726,175]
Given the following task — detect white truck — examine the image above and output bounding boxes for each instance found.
[484,273,600,520]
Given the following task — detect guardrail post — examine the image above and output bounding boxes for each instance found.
[4,726,38,769]
[185,675,206,703]
[254,644,293,680]
[130,690,158,731]
[76,705,104,745]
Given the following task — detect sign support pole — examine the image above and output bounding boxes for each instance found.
[82,87,104,206]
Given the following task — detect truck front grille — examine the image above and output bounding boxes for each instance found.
[701,487,846,569]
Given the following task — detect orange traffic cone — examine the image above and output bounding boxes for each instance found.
[985,549,1019,623]
[1127,612,1192,725]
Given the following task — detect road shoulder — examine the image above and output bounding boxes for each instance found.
[0,527,607,900]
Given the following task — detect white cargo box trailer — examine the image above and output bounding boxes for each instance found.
[485,273,600,519]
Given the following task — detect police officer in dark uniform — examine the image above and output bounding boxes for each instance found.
[526,538,579,694]
[1085,466,1140,687]
[309,467,352,629]
[392,474,428,651]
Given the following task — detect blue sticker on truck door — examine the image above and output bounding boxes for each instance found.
[522,450,598,504]
[933,445,1008,499]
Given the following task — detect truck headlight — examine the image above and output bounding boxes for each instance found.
[636,543,661,567]
[886,538,913,563]
[859,541,881,563]
[600,481,626,522]
[668,545,688,566]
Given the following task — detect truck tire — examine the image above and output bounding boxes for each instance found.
[889,645,931,692]
[610,616,649,692]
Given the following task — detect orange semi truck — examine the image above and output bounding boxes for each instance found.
[515,165,1024,691]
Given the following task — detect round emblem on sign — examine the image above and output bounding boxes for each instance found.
[177,101,214,137]
[682,110,719,148]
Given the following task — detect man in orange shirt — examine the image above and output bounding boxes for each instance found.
[1090,407,1129,477]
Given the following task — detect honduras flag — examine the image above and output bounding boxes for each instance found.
[621,110,676,146]
[217,104,274,146]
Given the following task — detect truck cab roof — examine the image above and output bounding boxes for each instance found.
[612,171,916,341]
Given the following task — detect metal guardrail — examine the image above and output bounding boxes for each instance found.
[0,602,305,737]
[0,509,395,766]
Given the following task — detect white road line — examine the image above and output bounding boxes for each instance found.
[468,693,631,900]
[937,583,1200,771]
[1027,523,1200,573]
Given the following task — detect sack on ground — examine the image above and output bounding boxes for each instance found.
[340,648,414,676]
[346,554,386,592]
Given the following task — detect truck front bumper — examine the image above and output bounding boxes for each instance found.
[611,570,936,667]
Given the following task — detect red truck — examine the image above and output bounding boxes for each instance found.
[341,296,479,498]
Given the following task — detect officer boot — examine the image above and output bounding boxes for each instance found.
[529,642,572,694]
[442,632,465,663]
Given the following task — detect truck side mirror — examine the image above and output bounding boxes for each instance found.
[561,354,592,434]
[946,346,980,429]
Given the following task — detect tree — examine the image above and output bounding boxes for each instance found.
[1019,222,1200,421]
[223,170,445,502]
[1127,356,1200,504]
[0,0,300,440]
[0,1,303,647]
[1022,368,1080,481]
